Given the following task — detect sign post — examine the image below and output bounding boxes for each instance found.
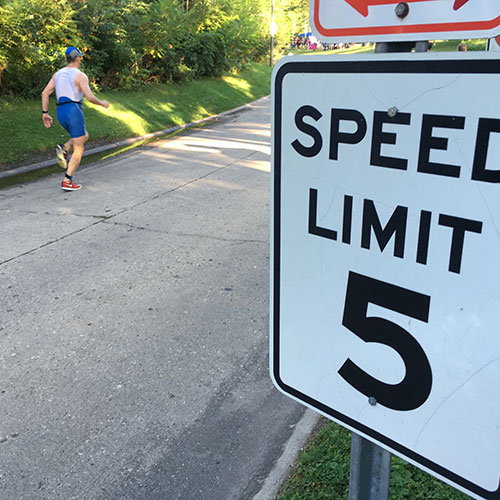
[270,0,276,67]
[271,52,500,500]
[348,36,430,500]
[349,433,391,500]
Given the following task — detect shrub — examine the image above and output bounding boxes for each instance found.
[182,30,228,78]
[0,0,273,97]
[0,0,81,97]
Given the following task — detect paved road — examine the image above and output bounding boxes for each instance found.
[0,97,306,500]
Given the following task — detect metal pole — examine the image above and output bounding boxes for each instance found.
[270,0,275,67]
[347,40,392,500]
[347,36,430,500]
[270,35,274,67]
[348,434,391,500]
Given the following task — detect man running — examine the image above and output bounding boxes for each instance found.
[41,47,109,191]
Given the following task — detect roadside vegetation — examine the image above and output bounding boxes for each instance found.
[0,0,308,98]
[277,420,471,500]
[0,62,271,167]
[0,0,308,167]
[0,35,487,169]
[0,0,488,170]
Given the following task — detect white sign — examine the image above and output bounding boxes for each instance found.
[271,52,500,500]
[310,0,500,42]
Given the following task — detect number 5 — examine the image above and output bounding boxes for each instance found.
[339,272,432,411]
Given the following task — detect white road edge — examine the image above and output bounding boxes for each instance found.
[252,410,321,500]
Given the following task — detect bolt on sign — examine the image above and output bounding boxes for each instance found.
[271,52,500,499]
[310,0,500,42]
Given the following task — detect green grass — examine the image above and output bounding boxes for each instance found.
[0,38,489,169]
[0,124,196,189]
[277,421,471,500]
[0,62,272,167]
[432,39,487,51]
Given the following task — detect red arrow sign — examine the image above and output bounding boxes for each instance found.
[453,0,470,9]
[345,0,470,17]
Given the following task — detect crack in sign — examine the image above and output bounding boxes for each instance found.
[344,0,469,17]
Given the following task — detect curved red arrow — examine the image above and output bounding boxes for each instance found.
[453,0,470,9]
[345,0,470,17]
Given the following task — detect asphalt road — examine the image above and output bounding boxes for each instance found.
[0,97,307,500]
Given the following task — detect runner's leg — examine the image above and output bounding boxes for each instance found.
[56,103,75,167]
[66,133,88,177]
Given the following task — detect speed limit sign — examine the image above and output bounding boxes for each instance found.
[271,52,500,499]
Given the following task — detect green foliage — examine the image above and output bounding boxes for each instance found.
[430,39,487,52]
[0,0,281,97]
[278,421,471,500]
[2,0,486,98]
[274,0,310,49]
[182,31,228,78]
[0,0,80,96]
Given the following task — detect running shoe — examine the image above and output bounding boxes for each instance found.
[61,179,82,191]
[55,144,68,169]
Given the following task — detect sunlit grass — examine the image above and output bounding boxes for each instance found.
[91,103,150,136]
[0,62,272,167]
[432,38,487,51]
[222,75,252,96]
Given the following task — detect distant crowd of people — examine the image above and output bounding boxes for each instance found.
[290,36,469,53]
[291,35,362,51]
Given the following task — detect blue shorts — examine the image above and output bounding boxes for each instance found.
[56,97,87,138]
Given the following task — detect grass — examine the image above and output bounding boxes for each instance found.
[432,38,487,51]
[0,123,197,189]
[0,62,272,168]
[283,38,486,58]
[277,420,471,500]
[1,38,489,170]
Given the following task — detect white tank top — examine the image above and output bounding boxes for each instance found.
[55,67,84,102]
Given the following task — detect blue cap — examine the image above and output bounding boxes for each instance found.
[65,47,83,58]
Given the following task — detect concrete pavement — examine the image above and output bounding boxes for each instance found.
[0,97,315,500]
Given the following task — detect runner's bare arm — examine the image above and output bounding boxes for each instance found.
[76,73,109,108]
[41,75,55,128]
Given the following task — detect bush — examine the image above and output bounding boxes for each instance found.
[0,0,273,97]
[182,31,228,78]
[0,0,81,97]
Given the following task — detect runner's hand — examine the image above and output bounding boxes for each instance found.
[42,114,53,128]
[101,100,110,109]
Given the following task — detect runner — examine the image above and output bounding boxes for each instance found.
[41,47,109,191]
